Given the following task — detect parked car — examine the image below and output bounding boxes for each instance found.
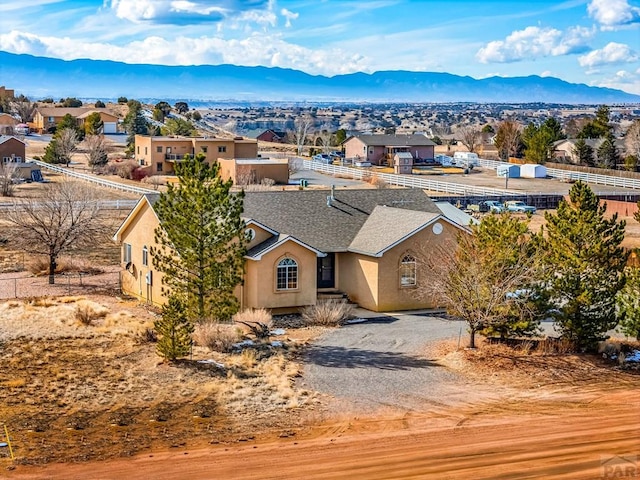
[312,154,332,163]
[483,200,505,213]
[504,200,536,213]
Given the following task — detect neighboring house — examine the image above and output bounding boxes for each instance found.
[134,135,259,175]
[553,139,601,163]
[0,135,25,163]
[343,134,435,166]
[0,113,19,135]
[32,107,119,133]
[256,129,287,143]
[218,158,290,185]
[0,135,41,181]
[553,138,626,163]
[75,110,119,134]
[113,189,468,313]
[0,86,14,99]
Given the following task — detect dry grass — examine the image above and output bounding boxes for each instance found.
[0,293,320,465]
[193,322,243,353]
[301,299,354,326]
[75,299,109,326]
[27,255,106,276]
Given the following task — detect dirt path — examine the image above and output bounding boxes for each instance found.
[6,390,638,479]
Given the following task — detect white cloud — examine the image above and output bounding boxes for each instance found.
[281,8,298,28]
[593,69,640,94]
[0,30,368,76]
[587,0,640,30]
[578,42,639,67]
[540,70,553,77]
[109,0,270,24]
[476,26,594,63]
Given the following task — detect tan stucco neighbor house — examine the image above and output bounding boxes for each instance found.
[134,135,259,176]
[113,188,468,313]
[343,134,436,166]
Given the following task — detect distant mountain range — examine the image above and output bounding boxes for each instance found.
[2,51,639,104]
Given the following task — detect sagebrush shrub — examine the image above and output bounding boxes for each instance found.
[301,300,353,327]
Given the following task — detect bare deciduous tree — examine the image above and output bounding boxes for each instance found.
[290,114,314,156]
[5,181,109,284]
[625,120,640,160]
[316,125,333,154]
[10,97,36,123]
[85,134,110,171]
[494,120,522,160]
[414,219,542,348]
[457,125,482,153]
[56,128,79,167]
[0,161,19,197]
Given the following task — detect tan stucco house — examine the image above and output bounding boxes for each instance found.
[343,134,436,166]
[32,107,119,133]
[134,135,259,176]
[113,188,468,313]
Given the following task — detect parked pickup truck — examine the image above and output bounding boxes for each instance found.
[467,200,504,214]
[504,200,536,213]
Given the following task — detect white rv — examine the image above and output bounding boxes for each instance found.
[453,151,479,167]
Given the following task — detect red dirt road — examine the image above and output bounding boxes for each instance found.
[6,391,639,480]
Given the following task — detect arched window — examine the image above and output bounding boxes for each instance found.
[142,245,148,266]
[400,254,416,287]
[276,258,298,290]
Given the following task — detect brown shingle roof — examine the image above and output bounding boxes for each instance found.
[347,134,436,147]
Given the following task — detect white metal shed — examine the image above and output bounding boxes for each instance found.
[520,164,547,178]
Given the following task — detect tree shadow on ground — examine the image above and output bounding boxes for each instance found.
[305,344,441,370]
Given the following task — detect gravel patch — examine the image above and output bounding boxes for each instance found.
[303,314,473,412]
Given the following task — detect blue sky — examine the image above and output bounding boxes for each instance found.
[1,0,639,94]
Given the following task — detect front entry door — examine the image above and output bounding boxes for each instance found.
[317,253,335,289]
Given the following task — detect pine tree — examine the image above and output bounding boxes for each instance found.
[151,153,247,323]
[123,100,149,153]
[543,181,627,350]
[616,267,640,340]
[155,296,194,361]
[572,138,595,166]
[597,133,619,170]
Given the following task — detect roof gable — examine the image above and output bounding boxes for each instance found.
[348,206,441,257]
[112,194,160,242]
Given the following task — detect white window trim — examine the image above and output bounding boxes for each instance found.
[400,254,417,287]
[123,243,132,264]
[276,257,298,291]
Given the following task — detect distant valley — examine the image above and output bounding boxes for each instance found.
[1,51,639,104]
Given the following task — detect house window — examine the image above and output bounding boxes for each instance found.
[400,254,416,287]
[145,147,148,155]
[123,243,132,264]
[276,258,298,290]
[48,116,54,123]
[142,246,148,266]
[201,146,208,153]
[218,146,226,153]
[156,146,162,153]
[156,162,163,172]
[137,146,140,154]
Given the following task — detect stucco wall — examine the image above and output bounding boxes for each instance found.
[376,220,460,311]
[244,241,317,310]
[118,201,165,306]
[337,252,379,311]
